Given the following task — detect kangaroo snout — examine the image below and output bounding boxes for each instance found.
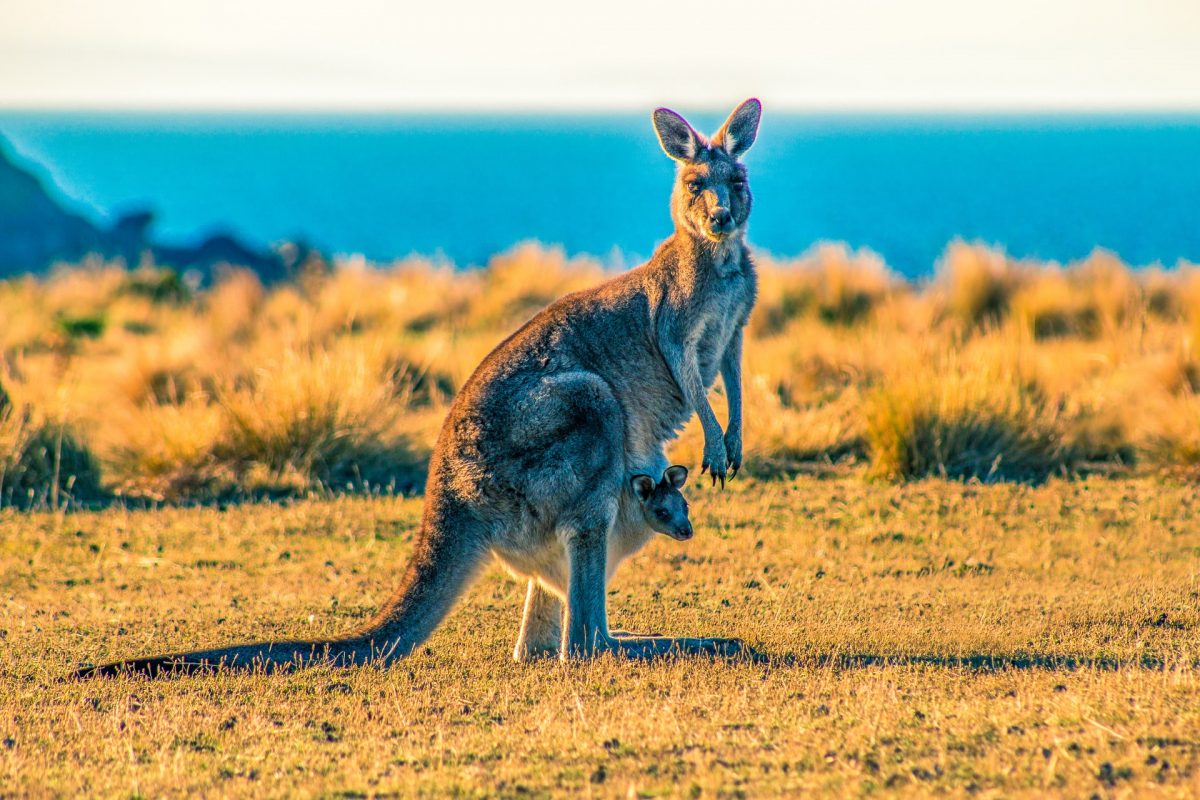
[707,208,733,236]
[671,522,694,541]
[709,208,732,227]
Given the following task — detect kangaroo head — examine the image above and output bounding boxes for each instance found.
[630,465,693,541]
[652,98,762,245]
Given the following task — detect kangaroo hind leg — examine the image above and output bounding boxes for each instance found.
[561,491,621,659]
[513,580,562,662]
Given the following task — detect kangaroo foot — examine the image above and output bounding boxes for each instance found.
[560,635,749,661]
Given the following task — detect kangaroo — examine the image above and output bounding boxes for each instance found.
[77,98,761,677]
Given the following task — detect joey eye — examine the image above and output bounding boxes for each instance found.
[732,177,746,189]
[686,181,702,193]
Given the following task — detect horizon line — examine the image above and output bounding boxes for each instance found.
[4,103,1200,117]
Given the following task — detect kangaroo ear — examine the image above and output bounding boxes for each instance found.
[630,474,656,502]
[653,107,702,162]
[712,98,761,159]
[664,465,688,489]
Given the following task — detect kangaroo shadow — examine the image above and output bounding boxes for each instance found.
[738,650,1191,672]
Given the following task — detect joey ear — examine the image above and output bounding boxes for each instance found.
[664,465,688,489]
[712,98,761,159]
[630,474,655,502]
[652,107,702,162]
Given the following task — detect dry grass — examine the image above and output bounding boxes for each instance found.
[2,241,1200,506]
[214,345,421,494]
[751,243,900,336]
[931,241,1025,331]
[0,376,102,508]
[4,478,1200,796]
[1010,251,1143,340]
[863,356,1077,483]
[1139,391,1200,482]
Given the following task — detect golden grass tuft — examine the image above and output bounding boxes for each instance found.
[471,242,604,330]
[864,356,1077,483]
[214,345,424,495]
[203,267,264,342]
[0,377,103,508]
[95,398,233,502]
[751,243,899,336]
[932,240,1024,331]
[1137,390,1200,481]
[1011,250,1142,340]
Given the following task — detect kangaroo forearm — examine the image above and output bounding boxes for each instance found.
[686,370,723,437]
[721,365,743,432]
[660,335,724,438]
[720,330,745,431]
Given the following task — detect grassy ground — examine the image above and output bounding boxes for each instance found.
[3,476,1199,797]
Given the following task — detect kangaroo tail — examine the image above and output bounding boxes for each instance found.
[75,508,489,679]
[73,639,353,678]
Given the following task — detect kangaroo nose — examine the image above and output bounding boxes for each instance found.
[709,209,732,228]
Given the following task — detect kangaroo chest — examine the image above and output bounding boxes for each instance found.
[689,269,752,387]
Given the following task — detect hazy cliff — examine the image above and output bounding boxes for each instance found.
[0,138,296,280]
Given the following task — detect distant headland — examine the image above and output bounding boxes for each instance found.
[0,137,315,281]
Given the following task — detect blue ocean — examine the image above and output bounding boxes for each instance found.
[1,111,1198,277]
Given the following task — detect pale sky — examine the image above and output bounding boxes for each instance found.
[2,0,1198,111]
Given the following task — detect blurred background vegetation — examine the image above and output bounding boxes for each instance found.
[3,240,1199,508]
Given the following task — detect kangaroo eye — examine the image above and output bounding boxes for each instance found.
[655,509,671,521]
[686,181,702,193]
[732,177,746,189]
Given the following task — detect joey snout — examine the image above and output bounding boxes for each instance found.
[664,521,694,541]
